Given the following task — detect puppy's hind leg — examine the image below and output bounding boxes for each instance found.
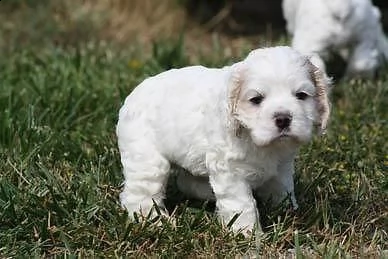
[119,140,170,218]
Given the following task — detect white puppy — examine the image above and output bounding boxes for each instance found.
[283,0,388,78]
[117,46,331,233]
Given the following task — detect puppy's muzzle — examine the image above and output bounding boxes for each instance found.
[274,112,292,130]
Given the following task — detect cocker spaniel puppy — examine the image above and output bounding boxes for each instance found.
[283,0,388,78]
[117,47,331,234]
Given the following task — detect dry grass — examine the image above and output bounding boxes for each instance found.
[0,0,283,61]
[77,0,277,58]
[73,0,187,43]
[0,0,190,50]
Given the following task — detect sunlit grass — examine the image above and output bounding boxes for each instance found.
[1,0,386,257]
[0,38,386,257]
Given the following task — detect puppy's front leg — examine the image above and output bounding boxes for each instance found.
[209,173,260,234]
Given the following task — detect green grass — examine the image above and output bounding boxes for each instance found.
[0,40,387,257]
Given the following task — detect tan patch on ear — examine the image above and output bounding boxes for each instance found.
[306,59,332,134]
[228,62,246,137]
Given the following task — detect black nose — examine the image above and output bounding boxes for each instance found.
[274,113,292,130]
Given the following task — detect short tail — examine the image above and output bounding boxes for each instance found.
[373,6,388,62]
[377,29,388,62]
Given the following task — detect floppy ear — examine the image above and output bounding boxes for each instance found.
[306,58,332,134]
[228,62,246,137]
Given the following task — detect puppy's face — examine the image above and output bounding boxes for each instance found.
[230,47,331,146]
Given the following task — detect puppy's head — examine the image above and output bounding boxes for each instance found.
[229,46,331,146]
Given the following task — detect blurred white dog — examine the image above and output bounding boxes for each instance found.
[283,0,388,78]
[117,47,331,234]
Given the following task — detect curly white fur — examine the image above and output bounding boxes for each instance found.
[116,46,331,234]
[283,0,388,78]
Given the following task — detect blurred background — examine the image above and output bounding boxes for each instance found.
[1,2,387,257]
[1,0,388,57]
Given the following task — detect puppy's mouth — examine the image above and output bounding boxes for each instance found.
[278,134,292,139]
[273,131,299,142]
[250,128,305,147]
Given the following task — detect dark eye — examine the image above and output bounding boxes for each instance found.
[295,92,309,100]
[249,95,264,105]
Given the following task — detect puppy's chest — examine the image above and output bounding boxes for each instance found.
[232,155,279,188]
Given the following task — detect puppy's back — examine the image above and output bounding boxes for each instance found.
[121,65,228,114]
[117,65,230,158]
